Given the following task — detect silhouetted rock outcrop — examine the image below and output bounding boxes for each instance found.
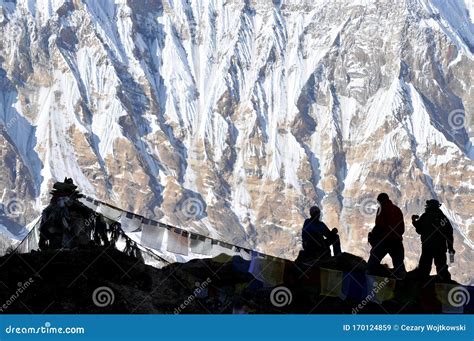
[0,247,472,314]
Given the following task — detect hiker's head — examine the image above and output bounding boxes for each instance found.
[376,193,389,204]
[309,206,321,219]
[425,199,441,210]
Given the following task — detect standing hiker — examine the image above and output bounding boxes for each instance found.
[412,199,454,281]
[367,193,406,279]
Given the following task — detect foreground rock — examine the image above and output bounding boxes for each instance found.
[0,247,472,314]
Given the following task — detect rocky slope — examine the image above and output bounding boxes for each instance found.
[0,0,472,283]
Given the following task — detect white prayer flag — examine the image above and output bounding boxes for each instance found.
[166,228,189,256]
[97,204,122,221]
[190,234,212,255]
[119,212,142,232]
[140,224,165,250]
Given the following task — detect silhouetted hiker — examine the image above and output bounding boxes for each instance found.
[412,199,454,281]
[301,206,341,260]
[367,193,406,279]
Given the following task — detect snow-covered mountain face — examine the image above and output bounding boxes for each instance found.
[0,0,472,282]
